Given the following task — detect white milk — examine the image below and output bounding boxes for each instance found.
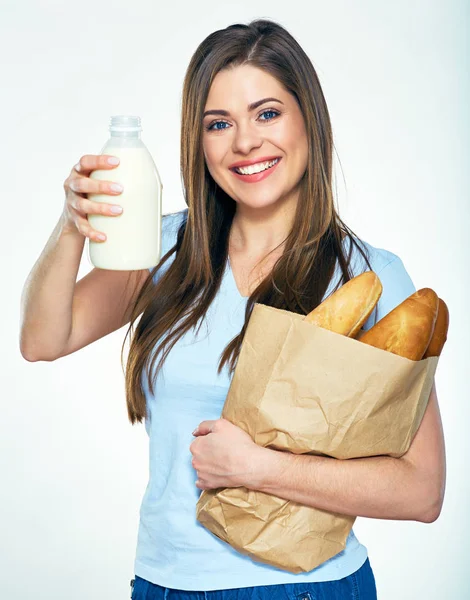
[87,116,162,270]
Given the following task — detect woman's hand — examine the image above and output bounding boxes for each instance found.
[190,418,266,491]
[62,154,124,242]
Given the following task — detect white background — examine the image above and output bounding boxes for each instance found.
[2,0,468,598]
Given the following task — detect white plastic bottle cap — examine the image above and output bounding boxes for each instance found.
[109,115,142,133]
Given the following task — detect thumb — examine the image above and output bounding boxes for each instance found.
[192,420,216,436]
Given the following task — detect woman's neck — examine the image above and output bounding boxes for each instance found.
[229,201,296,256]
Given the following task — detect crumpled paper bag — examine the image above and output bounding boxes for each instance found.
[196,303,439,573]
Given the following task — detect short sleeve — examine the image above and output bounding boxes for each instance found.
[362,256,416,331]
[148,209,188,285]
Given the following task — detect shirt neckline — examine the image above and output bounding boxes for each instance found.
[226,256,250,300]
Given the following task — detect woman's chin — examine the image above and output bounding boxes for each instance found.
[233,194,289,212]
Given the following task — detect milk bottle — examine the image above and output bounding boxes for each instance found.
[87,115,162,270]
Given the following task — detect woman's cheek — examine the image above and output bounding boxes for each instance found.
[203,156,217,181]
[203,146,219,175]
[204,154,229,189]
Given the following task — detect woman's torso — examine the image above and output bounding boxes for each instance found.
[133,208,415,591]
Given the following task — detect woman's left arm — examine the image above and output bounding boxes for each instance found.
[250,380,446,523]
[191,381,446,523]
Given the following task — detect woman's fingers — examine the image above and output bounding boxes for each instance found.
[75,214,107,242]
[62,154,123,242]
[73,154,120,175]
[70,194,123,218]
[68,175,124,198]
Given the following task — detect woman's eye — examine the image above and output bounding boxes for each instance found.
[205,109,280,131]
[259,109,279,121]
[208,121,230,131]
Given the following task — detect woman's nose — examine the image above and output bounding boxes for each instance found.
[231,121,263,155]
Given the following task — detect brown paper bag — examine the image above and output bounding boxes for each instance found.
[196,303,439,573]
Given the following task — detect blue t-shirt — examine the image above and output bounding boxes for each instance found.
[134,208,416,591]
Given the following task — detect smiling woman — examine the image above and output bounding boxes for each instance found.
[112,17,447,597]
[20,14,445,600]
[119,17,389,596]
[202,67,308,205]
[125,20,379,416]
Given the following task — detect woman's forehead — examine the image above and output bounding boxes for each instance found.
[205,66,286,109]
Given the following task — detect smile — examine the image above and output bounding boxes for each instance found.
[230,157,281,183]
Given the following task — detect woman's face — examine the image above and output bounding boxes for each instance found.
[202,64,309,213]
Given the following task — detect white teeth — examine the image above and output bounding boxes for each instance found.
[234,158,279,175]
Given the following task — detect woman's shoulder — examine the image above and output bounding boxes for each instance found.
[162,207,188,232]
[161,207,188,248]
[343,234,405,277]
[148,208,188,276]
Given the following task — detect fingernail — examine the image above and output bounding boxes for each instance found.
[107,157,120,165]
[110,205,123,214]
[110,183,123,192]
[192,428,198,435]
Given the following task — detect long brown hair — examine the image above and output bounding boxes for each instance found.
[123,18,374,424]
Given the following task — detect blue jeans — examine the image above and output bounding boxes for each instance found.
[130,558,377,599]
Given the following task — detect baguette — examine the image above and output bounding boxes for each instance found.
[304,271,382,337]
[422,298,449,358]
[359,288,439,360]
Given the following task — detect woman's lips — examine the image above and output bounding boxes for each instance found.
[230,158,282,183]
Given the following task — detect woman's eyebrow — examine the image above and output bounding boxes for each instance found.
[203,97,284,118]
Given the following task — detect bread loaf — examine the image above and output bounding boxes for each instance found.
[359,288,439,360]
[304,271,382,337]
[423,298,449,358]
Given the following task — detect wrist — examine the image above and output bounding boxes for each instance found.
[58,212,83,240]
[246,445,289,492]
